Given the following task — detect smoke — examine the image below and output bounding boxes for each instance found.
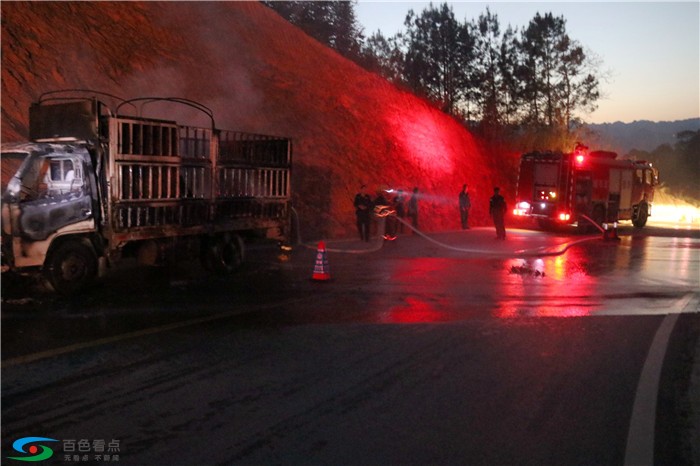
[114,4,264,132]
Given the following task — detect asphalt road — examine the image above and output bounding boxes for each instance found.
[2,225,699,465]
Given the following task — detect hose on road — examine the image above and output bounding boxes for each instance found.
[291,207,599,258]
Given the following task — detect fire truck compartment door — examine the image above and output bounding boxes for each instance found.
[609,169,633,209]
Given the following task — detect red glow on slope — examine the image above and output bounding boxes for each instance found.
[384,102,456,175]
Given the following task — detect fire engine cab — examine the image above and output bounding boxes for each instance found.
[513,144,659,231]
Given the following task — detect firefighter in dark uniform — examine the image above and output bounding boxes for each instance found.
[354,185,372,242]
[489,187,507,240]
[459,184,471,229]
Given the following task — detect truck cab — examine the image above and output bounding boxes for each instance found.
[2,142,99,292]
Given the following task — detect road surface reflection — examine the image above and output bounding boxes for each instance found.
[377,236,698,322]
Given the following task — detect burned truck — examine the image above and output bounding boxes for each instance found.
[1,90,292,294]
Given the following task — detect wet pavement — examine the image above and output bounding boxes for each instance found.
[3,226,698,354]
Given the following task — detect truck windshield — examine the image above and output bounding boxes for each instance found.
[13,152,83,201]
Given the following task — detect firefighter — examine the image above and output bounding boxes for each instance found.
[459,184,471,229]
[354,184,372,242]
[489,187,507,240]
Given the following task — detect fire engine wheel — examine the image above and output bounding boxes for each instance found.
[633,202,649,228]
[202,234,244,274]
[45,240,97,295]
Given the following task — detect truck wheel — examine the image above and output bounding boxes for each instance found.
[633,202,649,228]
[45,240,97,295]
[203,234,244,274]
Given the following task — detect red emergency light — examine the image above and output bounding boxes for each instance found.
[575,154,585,165]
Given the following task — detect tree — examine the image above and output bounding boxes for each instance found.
[498,25,522,126]
[472,8,503,128]
[263,1,363,61]
[361,31,404,83]
[557,38,599,128]
[401,3,472,115]
[518,12,600,130]
[519,13,565,126]
[327,1,363,58]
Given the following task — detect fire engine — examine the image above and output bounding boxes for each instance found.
[513,144,659,231]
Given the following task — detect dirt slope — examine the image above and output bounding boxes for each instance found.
[1,1,513,239]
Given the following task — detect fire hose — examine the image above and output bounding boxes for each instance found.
[290,207,599,258]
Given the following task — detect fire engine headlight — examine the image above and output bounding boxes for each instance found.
[516,201,531,210]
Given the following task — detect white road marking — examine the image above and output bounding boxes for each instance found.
[624,293,699,465]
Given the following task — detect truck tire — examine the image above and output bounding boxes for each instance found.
[45,240,97,295]
[202,233,244,274]
[633,202,649,228]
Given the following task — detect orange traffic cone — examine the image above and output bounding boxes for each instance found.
[602,222,621,241]
[312,241,331,281]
